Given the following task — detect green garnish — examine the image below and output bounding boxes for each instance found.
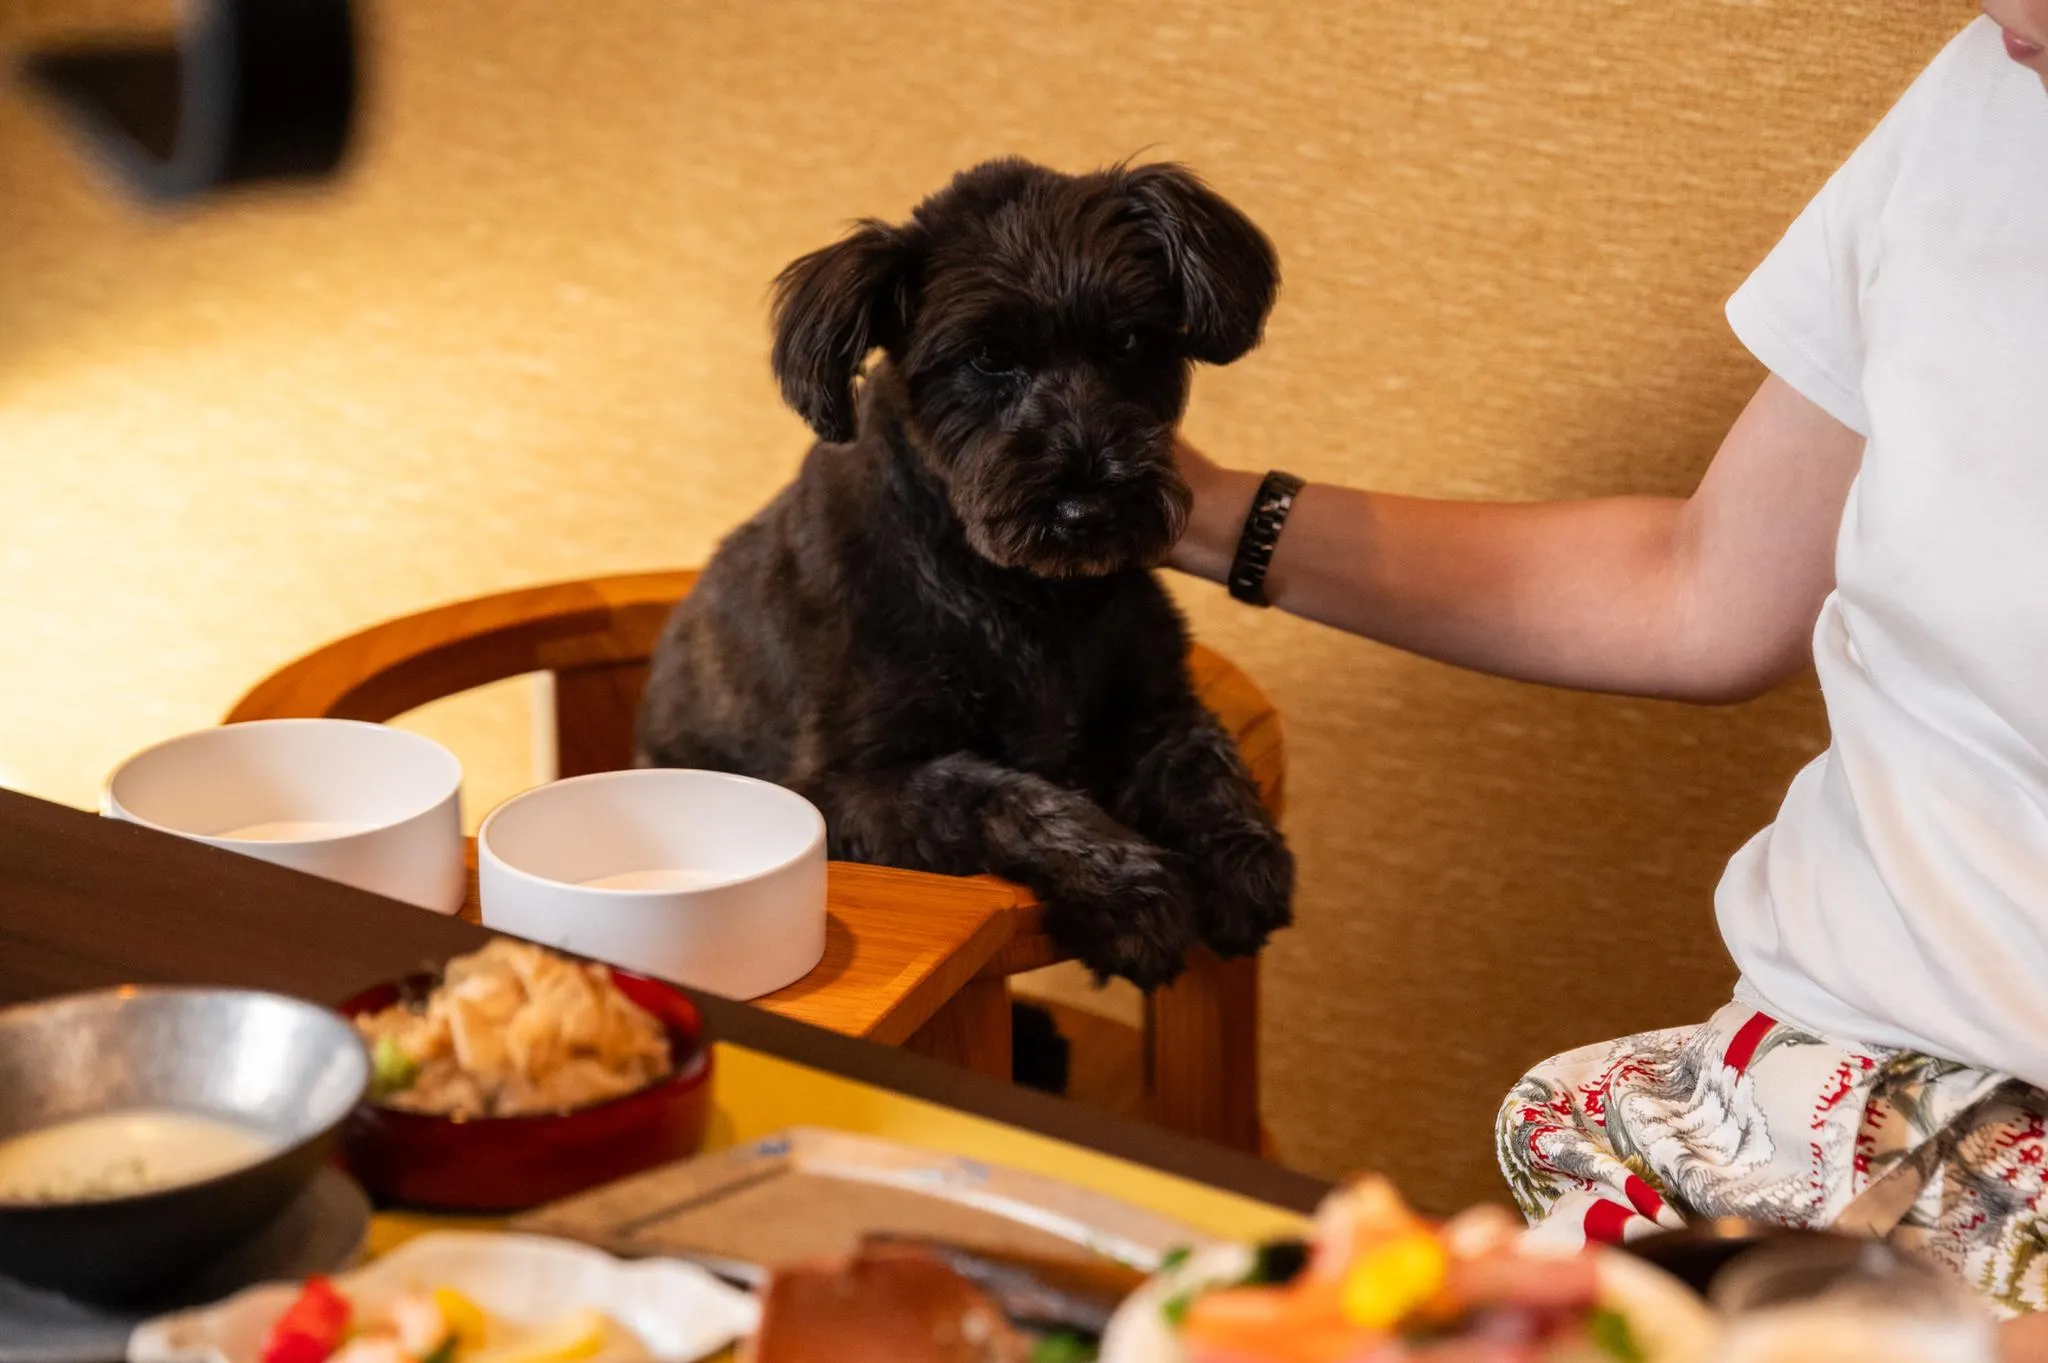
[420,1341,456,1363]
[1589,1306,1646,1363]
[1029,1331,1099,1363]
[1152,1239,1310,1338]
[369,1035,420,1099]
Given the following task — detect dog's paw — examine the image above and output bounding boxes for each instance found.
[1042,842,1199,992]
[1193,823,1295,959]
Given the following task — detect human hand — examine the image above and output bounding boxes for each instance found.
[1172,432,1223,487]
[1165,434,1259,580]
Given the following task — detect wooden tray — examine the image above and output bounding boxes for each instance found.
[511,1128,1209,1274]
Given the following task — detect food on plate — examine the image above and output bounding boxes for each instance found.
[258,1275,634,1363]
[746,1241,1019,1363]
[260,1276,353,1363]
[863,1235,1150,1341]
[0,1106,273,1203]
[1104,1178,1718,1363]
[353,941,671,1118]
[750,1240,1145,1363]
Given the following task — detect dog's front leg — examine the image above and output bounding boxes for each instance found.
[1108,709,1294,960]
[814,754,1200,990]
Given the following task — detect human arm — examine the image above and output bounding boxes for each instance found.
[1169,374,1863,704]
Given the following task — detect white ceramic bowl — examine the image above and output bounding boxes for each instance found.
[104,719,466,914]
[477,769,828,1000]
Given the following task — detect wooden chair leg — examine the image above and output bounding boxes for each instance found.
[904,978,1014,1082]
[1145,949,1260,1152]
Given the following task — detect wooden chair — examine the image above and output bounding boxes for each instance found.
[228,571,1286,1151]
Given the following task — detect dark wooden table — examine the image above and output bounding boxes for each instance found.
[0,787,1323,1213]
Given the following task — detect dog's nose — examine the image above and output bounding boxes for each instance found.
[1055,497,1111,532]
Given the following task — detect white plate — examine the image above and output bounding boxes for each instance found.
[1587,1251,1723,1363]
[1098,1243,1251,1363]
[129,1231,760,1363]
[1099,1243,1721,1363]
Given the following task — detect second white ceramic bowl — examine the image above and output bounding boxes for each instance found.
[103,719,466,914]
[477,769,828,1000]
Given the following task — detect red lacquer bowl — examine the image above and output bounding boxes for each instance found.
[336,967,711,1212]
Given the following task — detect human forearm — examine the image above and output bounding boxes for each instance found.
[1169,377,1862,704]
[1175,463,1707,697]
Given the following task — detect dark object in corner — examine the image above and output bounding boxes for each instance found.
[1620,1218,1844,1296]
[18,0,355,203]
[1012,1001,1071,1096]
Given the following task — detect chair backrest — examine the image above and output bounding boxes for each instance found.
[228,571,689,773]
[229,568,1285,813]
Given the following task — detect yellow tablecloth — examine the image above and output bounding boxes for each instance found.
[369,1041,1307,1258]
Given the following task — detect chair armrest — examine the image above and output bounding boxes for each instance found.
[1189,642,1286,817]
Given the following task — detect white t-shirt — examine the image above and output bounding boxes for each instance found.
[1717,18,2048,1090]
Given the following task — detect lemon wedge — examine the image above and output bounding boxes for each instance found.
[1340,1230,1450,1331]
[467,1308,612,1363]
[431,1287,490,1351]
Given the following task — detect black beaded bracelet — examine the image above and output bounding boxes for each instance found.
[1226,470,1306,607]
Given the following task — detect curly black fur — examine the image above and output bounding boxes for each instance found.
[637,158,1294,989]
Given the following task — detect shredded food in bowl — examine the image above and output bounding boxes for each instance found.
[354,941,672,1118]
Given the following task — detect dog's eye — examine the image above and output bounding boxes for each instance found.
[970,348,1021,378]
[1118,330,1140,355]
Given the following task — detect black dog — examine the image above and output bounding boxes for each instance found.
[637,158,1293,989]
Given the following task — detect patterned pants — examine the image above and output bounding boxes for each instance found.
[1496,999,2048,1318]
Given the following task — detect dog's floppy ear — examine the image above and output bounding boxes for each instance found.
[1124,164,1278,365]
[770,220,914,442]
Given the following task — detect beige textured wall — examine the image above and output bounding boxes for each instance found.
[0,0,1971,1208]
